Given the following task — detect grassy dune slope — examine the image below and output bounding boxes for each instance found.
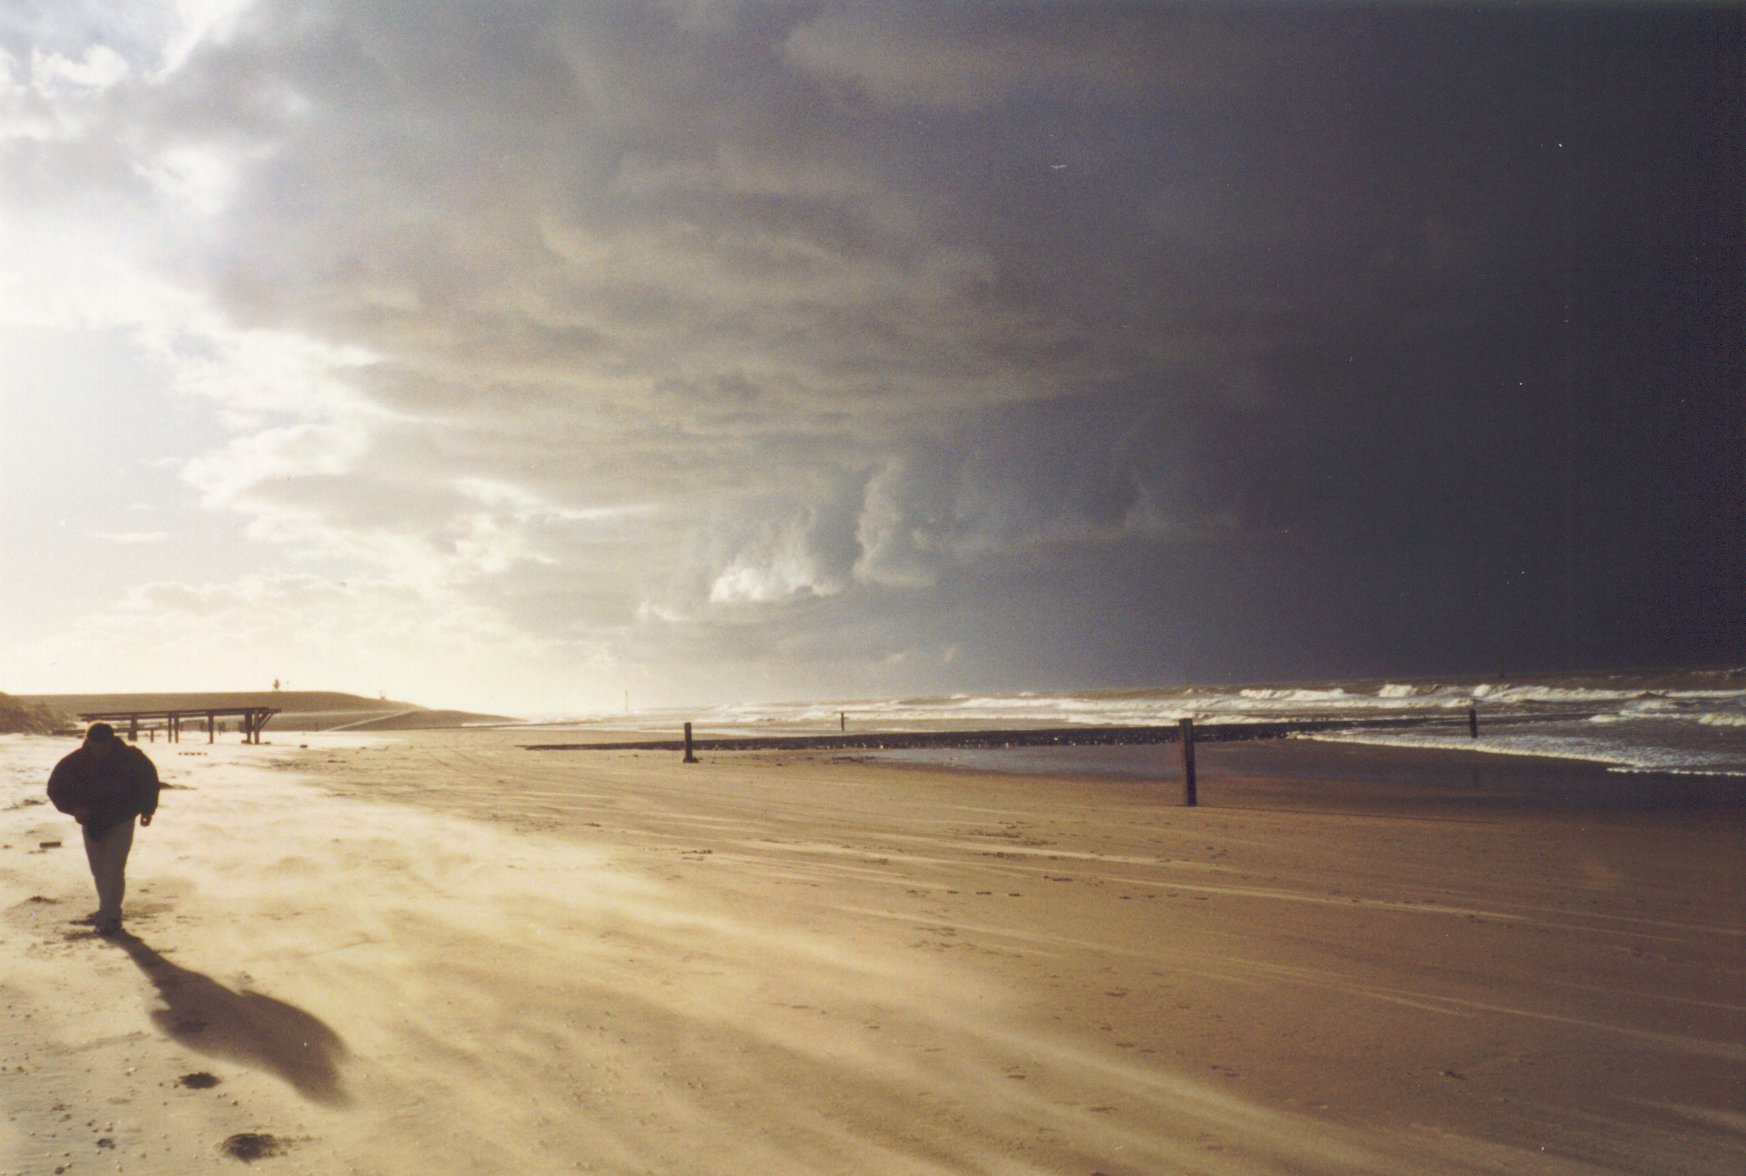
[0,692,67,735]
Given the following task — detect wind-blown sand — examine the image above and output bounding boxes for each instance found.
[1,730,1741,1174]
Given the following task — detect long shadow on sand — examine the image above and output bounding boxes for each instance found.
[109,932,350,1105]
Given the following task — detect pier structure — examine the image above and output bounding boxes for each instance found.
[77,706,279,745]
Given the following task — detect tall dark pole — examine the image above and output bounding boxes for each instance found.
[683,722,698,764]
[1180,718,1197,807]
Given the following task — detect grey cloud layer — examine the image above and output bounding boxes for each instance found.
[142,4,1271,605]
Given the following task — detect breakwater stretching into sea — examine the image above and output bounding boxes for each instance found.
[525,715,1436,754]
[524,670,1746,778]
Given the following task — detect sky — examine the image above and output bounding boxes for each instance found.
[1,1,1741,718]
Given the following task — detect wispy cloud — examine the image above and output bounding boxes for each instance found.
[92,531,171,544]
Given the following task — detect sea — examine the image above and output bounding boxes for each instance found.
[532,670,1746,779]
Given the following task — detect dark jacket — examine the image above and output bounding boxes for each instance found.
[47,743,160,835]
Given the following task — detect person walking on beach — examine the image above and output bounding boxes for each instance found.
[47,723,159,935]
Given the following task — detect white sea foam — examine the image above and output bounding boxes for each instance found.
[1589,709,1746,727]
[1306,729,1746,776]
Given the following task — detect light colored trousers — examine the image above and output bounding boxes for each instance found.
[82,818,135,923]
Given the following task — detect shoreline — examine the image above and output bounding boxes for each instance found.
[519,714,1485,753]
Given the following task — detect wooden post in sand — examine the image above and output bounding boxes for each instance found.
[1468,705,1479,739]
[1180,718,1198,807]
[683,722,698,764]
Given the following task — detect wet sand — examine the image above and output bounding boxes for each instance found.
[1,730,1741,1173]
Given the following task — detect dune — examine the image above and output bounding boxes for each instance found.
[17,691,514,735]
[1,730,1740,1173]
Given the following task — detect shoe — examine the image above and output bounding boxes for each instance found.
[94,918,122,936]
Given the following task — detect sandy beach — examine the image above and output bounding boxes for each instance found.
[2,730,1741,1174]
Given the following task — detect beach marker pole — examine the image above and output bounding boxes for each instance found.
[1468,705,1479,739]
[683,722,698,764]
[1180,718,1197,807]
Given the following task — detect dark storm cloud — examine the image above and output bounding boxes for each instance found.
[16,1,1738,699]
[154,1,1286,410]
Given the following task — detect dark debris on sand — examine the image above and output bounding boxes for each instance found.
[221,1132,286,1162]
